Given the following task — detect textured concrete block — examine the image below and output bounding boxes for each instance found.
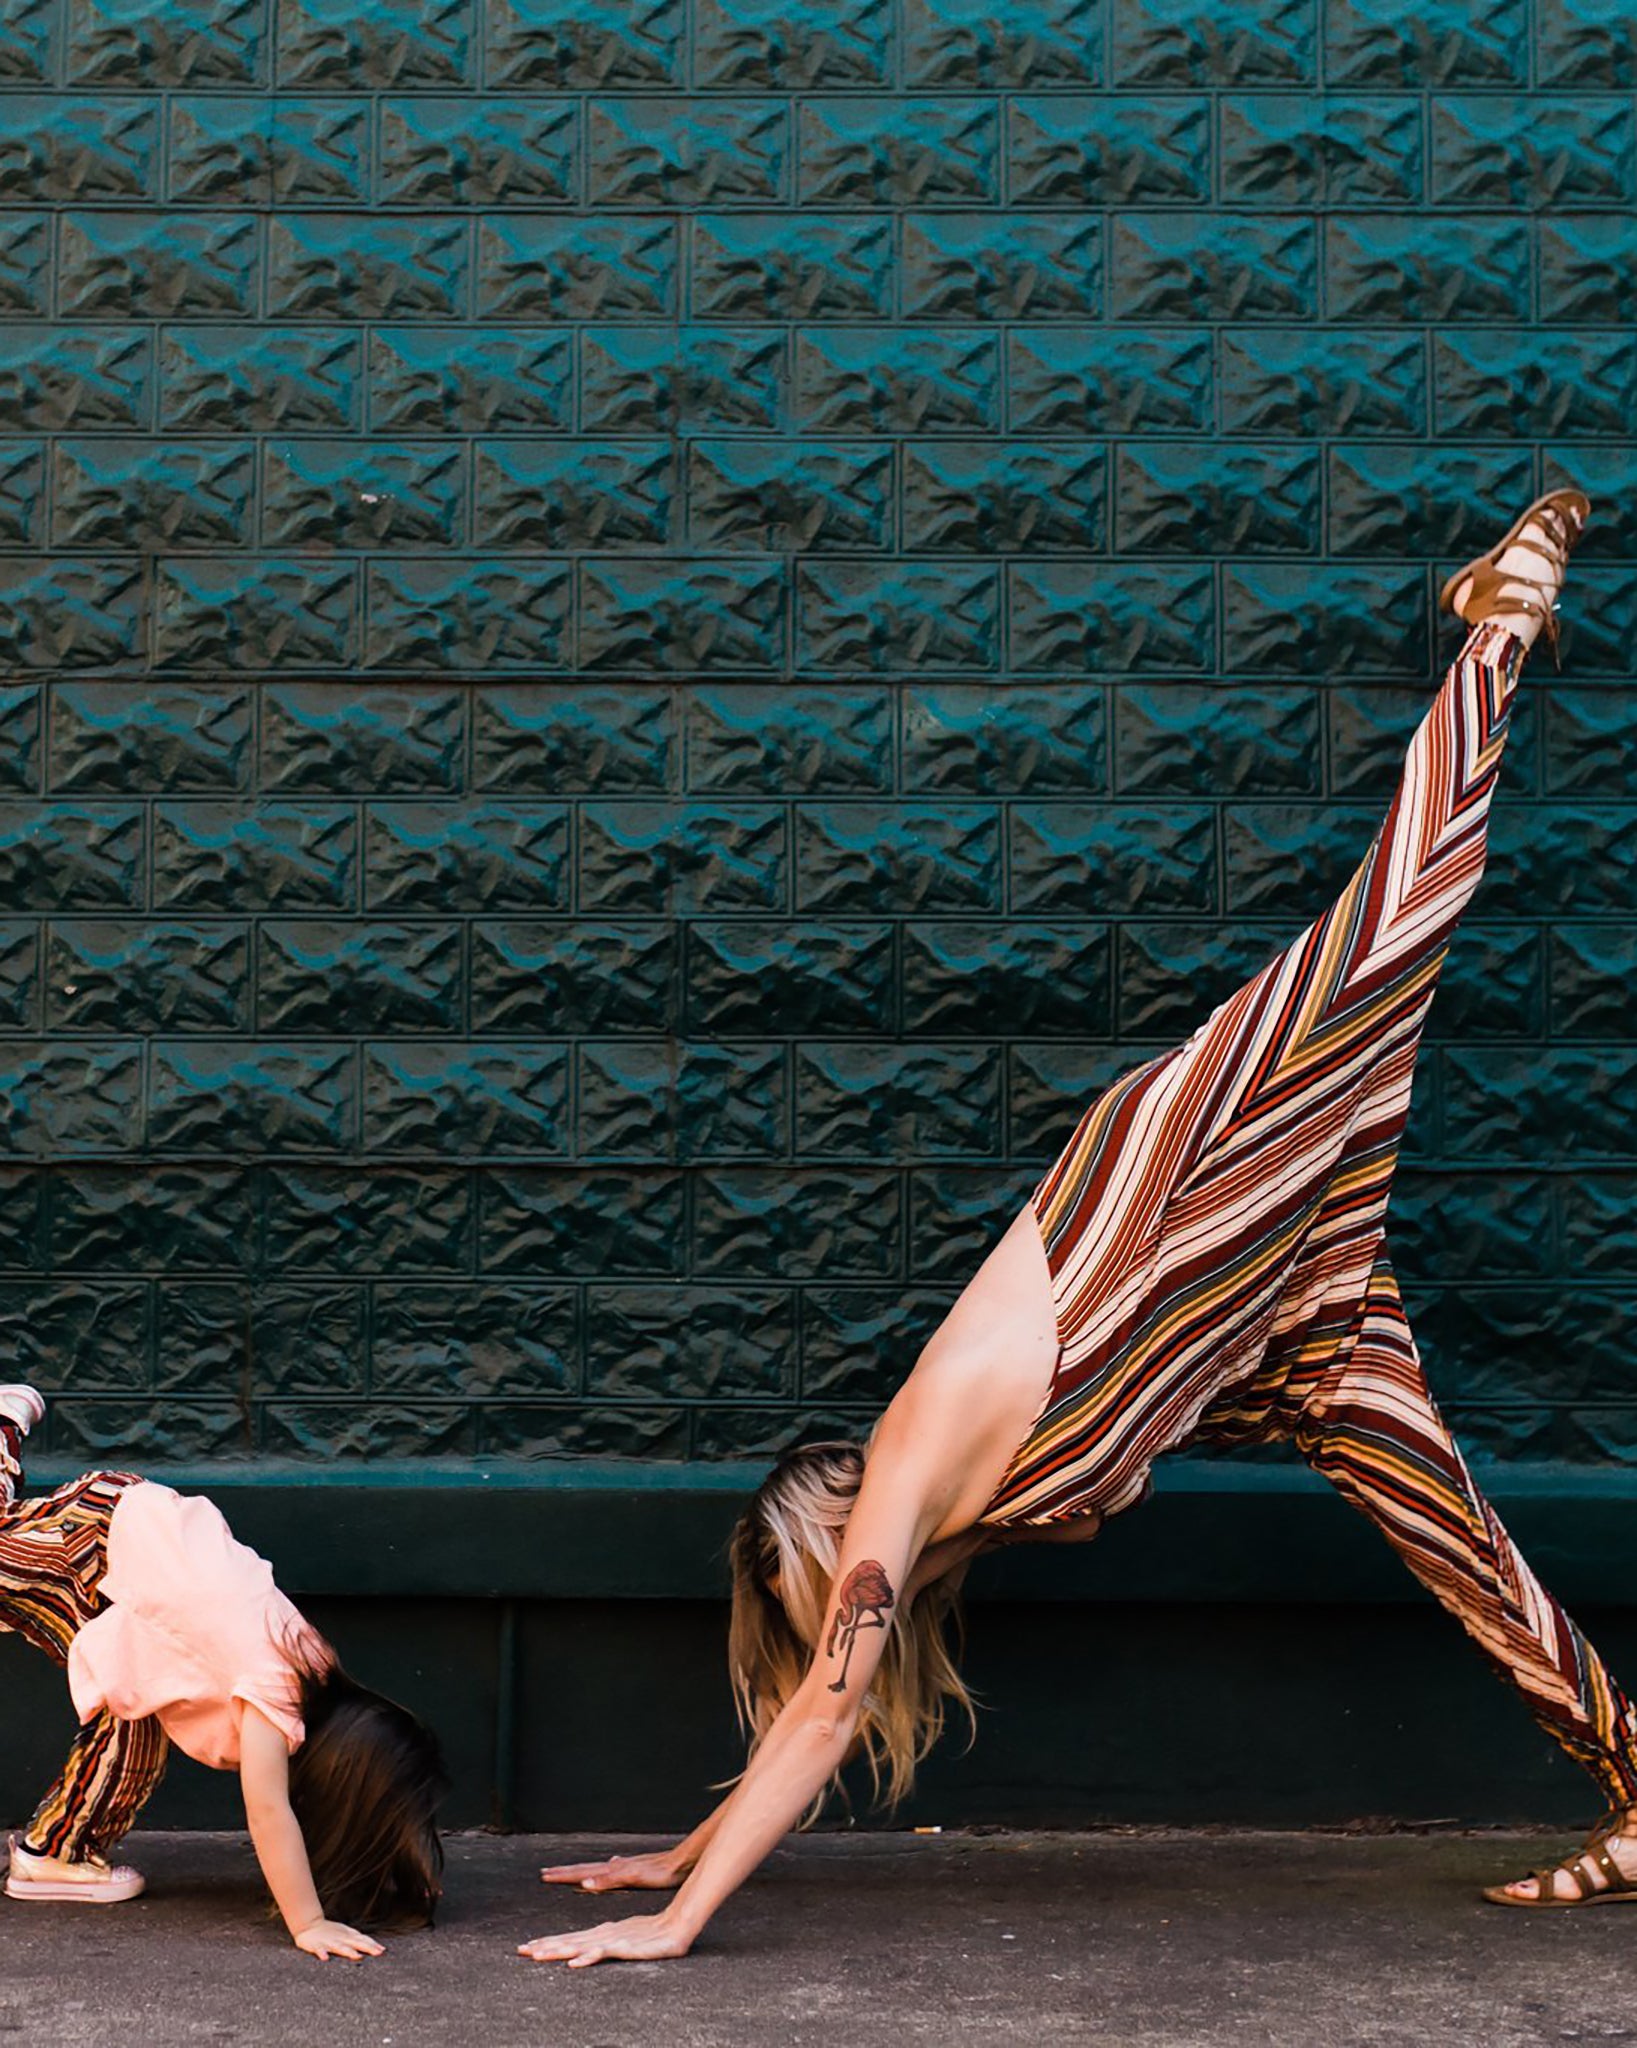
[903,213,1100,319]
[379,97,575,207]
[370,326,571,432]
[797,801,1000,912]
[249,1283,367,1393]
[902,441,1105,552]
[695,0,885,86]
[263,1400,474,1459]
[373,1282,574,1394]
[365,801,569,911]
[800,97,999,205]
[581,800,786,913]
[1323,0,1527,84]
[795,1042,1001,1157]
[51,1162,253,1270]
[1430,95,1634,207]
[1,0,57,82]
[1011,95,1207,204]
[1443,1047,1637,1160]
[1011,802,1217,915]
[154,558,358,671]
[1434,330,1637,439]
[907,1165,1038,1279]
[0,1280,147,1387]
[1116,684,1320,796]
[1549,923,1637,1038]
[473,684,674,793]
[1325,215,1529,321]
[692,1167,900,1278]
[0,326,151,429]
[474,440,675,549]
[263,1162,473,1272]
[1111,214,1315,319]
[1537,0,1637,87]
[0,802,142,909]
[0,684,41,793]
[903,0,1098,85]
[160,326,359,432]
[1558,1172,1637,1278]
[1219,94,1422,205]
[149,1040,354,1150]
[48,918,250,1031]
[580,558,785,672]
[1219,327,1424,436]
[577,1039,787,1158]
[0,924,38,1029]
[168,96,368,204]
[276,0,472,85]
[471,920,675,1034]
[692,214,891,319]
[50,679,253,790]
[362,1040,568,1153]
[152,800,355,911]
[0,96,159,202]
[268,214,467,319]
[688,440,891,551]
[687,685,891,794]
[481,1403,687,1459]
[1114,921,1294,1036]
[1223,801,1374,915]
[477,216,676,319]
[1009,329,1211,434]
[59,212,257,317]
[685,919,894,1033]
[0,559,145,669]
[582,325,781,433]
[797,560,999,672]
[588,1283,794,1397]
[1113,443,1319,554]
[257,919,461,1032]
[794,327,1000,433]
[903,684,1105,795]
[1327,444,1535,557]
[1113,0,1314,82]
[801,1286,952,1401]
[262,438,466,548]
[363,557,571,670]
[1008,1042,1144,1158]
[1537,216,1637,323]
[67,0,265,83]
[262,683,463,793]
[488,0,680,85]
[1221,563,1427,675]
[52,439,255,549]
[589,97,786,205]
[902,921,1111,1036]
[1010,562,1213,673]
[478,1164,683,1277]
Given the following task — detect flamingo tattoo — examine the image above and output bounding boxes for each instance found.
[825,1560,895,1694]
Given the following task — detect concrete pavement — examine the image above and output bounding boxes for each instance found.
[0,1829,1631,2047]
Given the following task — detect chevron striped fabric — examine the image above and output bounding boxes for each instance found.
[0,1426,167,1859]
[979,617,1637,1807]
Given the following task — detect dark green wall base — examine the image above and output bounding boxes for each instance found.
[4,1462,1634,1835]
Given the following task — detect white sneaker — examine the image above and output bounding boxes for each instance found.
[0,1385,44,1435]
[4,1836,145,1905]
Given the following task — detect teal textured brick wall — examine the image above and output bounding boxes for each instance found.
[0,0,1634,1471]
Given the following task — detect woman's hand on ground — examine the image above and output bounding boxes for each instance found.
[518,1911,694,1968]
[539,1851,682,1893]
[293,1918,385,1961]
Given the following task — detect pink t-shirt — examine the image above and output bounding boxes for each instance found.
[67,1480,323,1770]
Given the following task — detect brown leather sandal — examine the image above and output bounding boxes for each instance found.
[1438,486,1592,670]
[1482,1812,1637,1909]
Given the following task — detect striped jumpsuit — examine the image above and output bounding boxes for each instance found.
[978,619,1637,1811]
[0,1421,167,1860]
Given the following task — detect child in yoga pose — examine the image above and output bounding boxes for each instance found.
[520,490,1637,1967]
[0,1384,445,1957]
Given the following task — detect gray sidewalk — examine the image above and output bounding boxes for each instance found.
[2,1829,1630,2047]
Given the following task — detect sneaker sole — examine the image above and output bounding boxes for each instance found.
[5,1875,145,1904]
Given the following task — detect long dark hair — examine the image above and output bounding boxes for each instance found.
[286,1654,448,1931]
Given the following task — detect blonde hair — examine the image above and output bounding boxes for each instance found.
[727,1439,976,1814]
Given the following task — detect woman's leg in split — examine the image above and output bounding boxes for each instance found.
[1294,1259,1637,1889]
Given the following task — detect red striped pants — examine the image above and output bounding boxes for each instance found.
[0,1422,167,1861]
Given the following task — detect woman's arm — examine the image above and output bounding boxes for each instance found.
[539,1793,732,1894]
[238,1704,384,1961]
[519,1391,959,1969]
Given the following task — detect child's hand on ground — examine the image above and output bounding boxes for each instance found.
[518,1911,693,1968]
[539,1852,681,1893]
[294,1918,385,1961]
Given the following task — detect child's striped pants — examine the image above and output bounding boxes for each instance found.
[0,1423,167,1860]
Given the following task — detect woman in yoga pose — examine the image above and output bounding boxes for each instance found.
[521,490,1637,1968]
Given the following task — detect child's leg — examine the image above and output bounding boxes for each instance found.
[1295,1259,1637,1809]
[22,1712,170,1863]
